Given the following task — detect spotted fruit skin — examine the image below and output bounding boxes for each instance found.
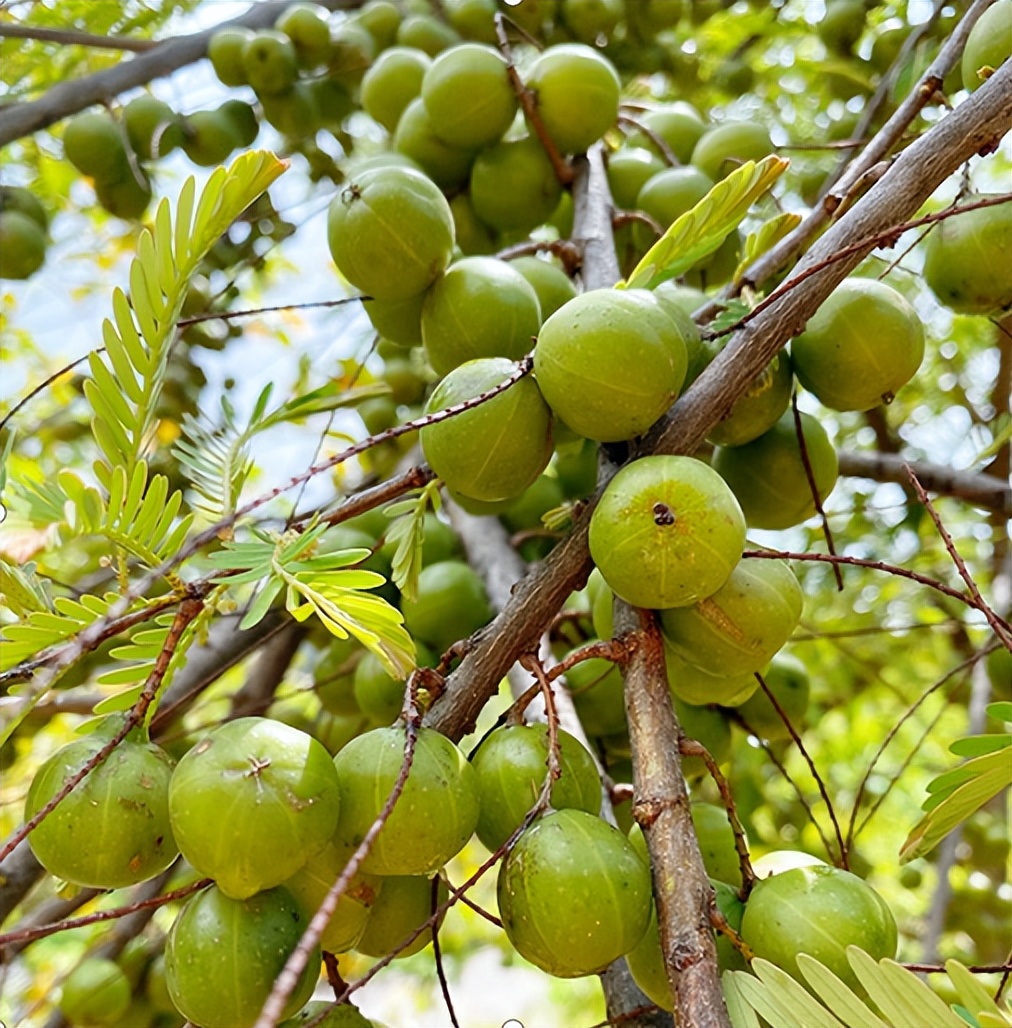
[355,874,449,958]
[663,644,759,707]
[498,809,652,977]
[961,0,1012,91]
[589,455,746,610]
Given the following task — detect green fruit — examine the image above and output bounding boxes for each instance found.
[421,44,518,149]
[0,210,46,279]
[684,229,742,289]
[327,166,454,301]
[635,165,715,249]
[280,1000,376,1027]
[792,278,924,411]
[562,0,623,43]
[534,288,688,442]
[165,885,318,1028]
[740,864,897,989]
[527,44,621,154]
[674,697,732,772]
[401,559,493,652]
[361,47,431,133]
[353,650,409,723]
[356,874,448,958]
[332,725,480,875]
[328,19,377,86]
[397,13,462,56]
[181,109,241,166]
[123,95,182,159]
[94,169,152,219]
[987,645,1012,701]
[450,191,497,255]
[664,644,758,707]
[589,455,746,610]
[625,102,706,164]
[712,411,839,531]
[922,197,1012,316]
[26,717,177,889]
[660,557,803,677]
[500,473,565,533]
[555,436,598,499]
[276,3,333,68]
[707,351,792,446]
[507,0,556,34]
[818,0,867,54]
[208,26,255,85]
[362,292,425,347]
[392,96,477,189]
[59,958,132,1027]
[168,716,341,899]
[962,0,1011,90]
[472,724,602,851]
[358,0,401,47]
[751,849,827,879]
[469,134,563,234]
[283,836,384,953]
[498,809,652,977]
[652,282,712,384]
[625,0,684,34]
[565,653,627,736]
[242,29,299,95]
[219,102,258,150]
[0,184,47,228]
[734,652,811,740]
[691,121,774,181]
[420,357,554,503]
[63,112,129,182]
[421,257,542,375]
[607,147,666,210]
[261,82,321,138]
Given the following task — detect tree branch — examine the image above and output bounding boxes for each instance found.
[0,24,157,52]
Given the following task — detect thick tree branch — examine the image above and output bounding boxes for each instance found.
[0,24,157,52]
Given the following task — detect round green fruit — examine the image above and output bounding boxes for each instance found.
[361,46,431,132]
[181,108,242,166]
[393,96,477,189]
[397,13,462,56]
[607,147,666,210]
[712,410,839,531]
[751,849,827,879]
[168,716,341,899]
[500,473,565,534]
[63,111,129,182]
[280,1000,376,1028]
[261,82,321,138]
[740,864,897,989]
[358,0,401,47]
[675,697,732,772]
[660,557,802,677]
[165,885,318,1028]
[472,724,601,851]
[652,282,712,384]
[276,3,333,68]
[498,809,652,977]
[123,95,182,159]
[469,133,563,235]
[534,288,688,442]
[208,26,254,85]
[283,836,384,953]
[332,725,480,875]
[0,210,46,280]
[664,644,758,707]
[962,0,1011,91]
[555,436,598,499]
[792,278,924,411]
[589,455,746,610]
[356,874,448,958]
[445,0,498,42]
[95,169,153,220]
[635,166,715,248]
[363,291,425,347]
[691,121,774,181]
[327,19,376,86]
[401,559,493,653]
[566,654,628,737]
[421,44,517,149]
[26,717,177,889]
[420,357,554,503]
[922,197,1012,316]
[0,184,47,228]
[562,0,623,42]
[818,0,866,54]
[527,44,621,155]
[327,165,454,302]
[734,653,811,740]
[421,257,541,375]
[59,957,132,1027]
[353,650,409,723]
[242,29,299,95]
[507,256,577,320]
[450,191,497,254]
[625,102,706,165]
[707,351,792,446]
[315,639,361,715]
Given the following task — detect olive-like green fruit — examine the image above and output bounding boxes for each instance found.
[421,257,541,375]
[361,46,431,132]
[562,0,623,41]
[660,557,803,677]
[472,724,601,851]
[219,100,259,149]
[421,44,518,149]
[0,210,46,280]
[734,652,811,740]
[95,169,153,220]
[315,638,361,715]
[353,649,410,723]
[607,147,666,210]
[962,0,1011,90]
[208,26,255,86]
[280,1000,377,1027]
[469,134,563,234]
[358,0,401,48]
[242,29,299,95]
[818,0,867,54]
[684,229,742,289]
[507,257,577,321]
[362,293,425,347]
[327,166,454,302]
[792,278,924,411]
[589,455,746,610]
[421,357,554,503]
[276,2,333,68]
[740,864,898,989]
[691,121,774,181]
[566,654,628,736]
[445,0,498,42]
[181,109,241,166]
[397,13,462,55]
[500,473,565,535]
[527,44,621,154]
[26,717,178,889]
[675,697,732,773]
[707,351,793,446]
[625,102,706,165]
[922,197,1012,316]
[332,725,480,875]
[356,874,449,958]
[168,716,341,899]
[712,411,839,531]
[59,957,132,1027]
[450,191,497,255]
[327,19,377,86]
[0,184,48,228]
[261,82,321,138]
[664,644,759,707]
[283,836,384,953]
[652,282,713,384]
[165,885,318,1028]
[393,96,477,189]
[401,559,493,653]
[63,111,129,182]
[535,289,688,442]
[498,809,652,977]
[555,436,599,500]
[123,95,182,159]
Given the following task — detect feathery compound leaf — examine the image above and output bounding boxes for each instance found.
[722,973,762,1028]
[385,479,442,601]
[945,962,1009,1025]
[734,211,802,285]
[623,155,789,290]
[795,954,886,1027]
[0,558,51,617]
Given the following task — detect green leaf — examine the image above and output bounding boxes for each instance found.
[796,954,886,1027]
[986,701,1012,723]
[723,972,762,1028]
[946,961,1008,1022]
[753,960,847,1028]
[0,557,51,617]
[734,211,803,285]
[623,155,789,290]
[385,479,442,602]
[257,381,390,431]
[950,733,1011,757]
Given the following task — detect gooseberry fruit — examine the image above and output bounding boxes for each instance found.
[26,717,177,889]
[707,351,793,446]
[507,255,578,320]
[691,121,774,181]
[607,147,666,210]
[635,166,715,248]
[734,653,811,741]
[664,644,758,707]
[361,46,431,133]
[675,697,732,772]
[565,654,628,737]
[0,210,46,280]
[534,289,688,442]
[356,874,449,958]
[498,809,652,977]
[589,455,746,610]
[397,13,462,55]
[561,0,623,43]
[332,725,480,875]
[751,849,827,879]
[181,109,242,166]
[420,357,554,504]
[450,191,497,254]
[625,102,707,165]
[362,292,425,347]
[281,1001,377,1027]
[401,559,493,653]
[123,94,182,159]
[59,957,132,1027]
[165,885,318,1028]
[470,134,563,234]
[208,26,254,86]
[392,96,477,189]
[818,0,867,54]
[242,29,299,95]
[445,0,498,42]
[0,184,47,228]
[791,278,924,411]
[961,0,1011,90]
[63,111,129,182]
[327,166,454,301]
[168,716,341,899]
[95,169,153,220]
[276,2,333,68]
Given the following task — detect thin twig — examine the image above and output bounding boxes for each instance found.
[177,295,363,327]
[616,113,679,166]
[0,23,158,51]
[431,876,461,1028]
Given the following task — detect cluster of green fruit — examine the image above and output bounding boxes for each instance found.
[0,184,49,280]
